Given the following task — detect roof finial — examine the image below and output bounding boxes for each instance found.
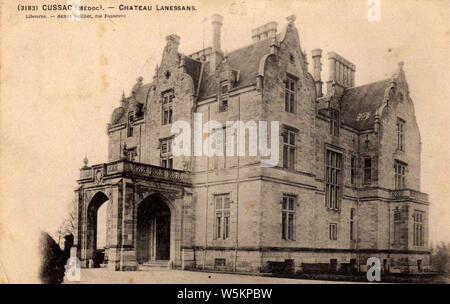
[83,155,89,168]
[286,15,296,24]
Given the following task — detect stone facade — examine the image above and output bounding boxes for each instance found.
[73,14,430,274]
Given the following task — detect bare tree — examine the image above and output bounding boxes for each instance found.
[57,198,77,247]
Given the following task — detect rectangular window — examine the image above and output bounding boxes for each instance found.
[126,147,137,162]
[413,211,425,247]
[329,223,338,240]
[284,75,296,113]
[160,138,173,169]
[329,109,340,136]
[282,129,296,170]
[325,150,342,210]
[397,118,405,151]
[127,112,134,137]
[219,82,229,112]
[281,195,296,241]
[214,194,230,240]
[350,208,355,241]
[363,157,372,185]
[162,90,174,125]
[394,209,402,245]
[394,161,407,189]
[350,155,357,185]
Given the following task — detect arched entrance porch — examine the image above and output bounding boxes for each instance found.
[86,191,109,267]
[136,193,172,264]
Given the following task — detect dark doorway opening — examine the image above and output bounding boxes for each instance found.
[136,194,171,264]
[86,192,109,267]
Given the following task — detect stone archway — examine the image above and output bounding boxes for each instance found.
[136,193,172,264]
[86,191,109,267]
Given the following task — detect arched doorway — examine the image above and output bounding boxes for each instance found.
[86,192,109,267]
[136,194,171,264]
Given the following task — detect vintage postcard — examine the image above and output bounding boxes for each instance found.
[0,0,449,286]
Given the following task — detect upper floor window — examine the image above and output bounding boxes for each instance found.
[394,161,407,189]
[329,223,338,240]
[282,129,296,170]
[413,211,425,247]
[282,194,296,241]
[162,90,174,125]
[329,109,340,136]
[127,112,134,137]
[125,147,137,162]
[219,82,229,112]
[363,157,372,185]
[326,150,342,210]
[160,138,173,168]
[397,118,405,151]
[350,155,357,185]
[214,194,230,240]
[284,75,297,113]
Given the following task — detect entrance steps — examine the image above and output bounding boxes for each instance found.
[139,260,170,271]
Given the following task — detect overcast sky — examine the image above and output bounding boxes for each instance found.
[1,0,449,282]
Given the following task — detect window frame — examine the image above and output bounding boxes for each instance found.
[329,109,340,137]
[329,223,338,240]
[363,157,372,185]
[350,208,355,241]
[284,75,297,114]
[214,194,231,240]
[325,149,342,211]
[281,194,296,241]
[161,90,174,125]
[396,117,405,152]
[413,210,425,247]
[160,137,173,169]
[282,128,297,170]
[394,160,407,189]
[127,111,134,137]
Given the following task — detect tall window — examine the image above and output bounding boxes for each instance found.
[329,223,338,240]
[397,118,405,151]
[350,155,357,185]
[394,161,407,189]
[325,150,342,210]
[126,147,137,161]
[413,211,425,246]
[363,157,372,185]
[214,194,230,240]
[350,208,355,241]
[219,82,229,112]
[282,129,296,170]
[160,138,173,168]
[127,112,134,137]
[329,109,340,136]
[281,195,296,240]
[162,90,174,125]
[393,209,402,245]
[284,75,296,113]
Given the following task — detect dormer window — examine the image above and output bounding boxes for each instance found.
[284,75,297,114]
[219,81,229,112]
[162,90,174,125]
[127,112,134,137]
[329,109,340,137]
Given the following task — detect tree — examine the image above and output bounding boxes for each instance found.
[56,198,77,247]
[430,242,450,273]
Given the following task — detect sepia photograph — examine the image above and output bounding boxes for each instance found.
[0,0,449,290]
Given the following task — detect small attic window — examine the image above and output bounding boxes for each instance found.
[165,71,171,79]
[289,54,295,64]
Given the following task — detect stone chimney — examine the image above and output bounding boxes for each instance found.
[210,14,223,73]
[251,22,278,42]
[312,49,323,97]
[326,52,356,95]
[163,34,181,63]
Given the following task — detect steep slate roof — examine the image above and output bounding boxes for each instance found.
[340,79,391,130]
[197,37,273,100]
[183,56,203,91]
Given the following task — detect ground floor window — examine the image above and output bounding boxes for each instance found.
[214,194,230,240]
[281,194,296,240]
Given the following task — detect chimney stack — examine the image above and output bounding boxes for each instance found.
[312,49,323,97]
[251,22,278,42]
[326,52,356,95]
[163,34,180,62]
[210,14,223,73]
